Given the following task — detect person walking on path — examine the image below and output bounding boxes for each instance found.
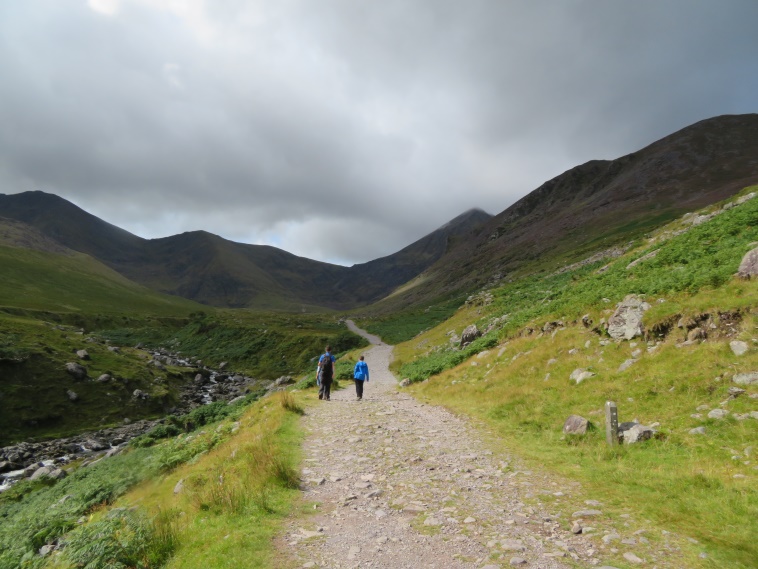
[318,346,336,401]
[352,355,369,400]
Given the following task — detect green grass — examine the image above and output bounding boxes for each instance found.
[355,294,466,344]
[0,308,366,444]
[0,245,203,316]
[0,392,300,569]
[390,188,758,568]
[396,187,758,384]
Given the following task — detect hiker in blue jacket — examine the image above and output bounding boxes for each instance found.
[318,346,336,401]
[353,355,369,401]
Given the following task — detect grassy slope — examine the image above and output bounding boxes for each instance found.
[0,393,303,569]
[0,243,366,444]
[0,245,203,316]
[390,188,758,568]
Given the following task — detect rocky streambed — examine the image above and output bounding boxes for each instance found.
[0,347,295,492]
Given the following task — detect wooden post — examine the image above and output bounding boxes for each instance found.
[605,401,618,446]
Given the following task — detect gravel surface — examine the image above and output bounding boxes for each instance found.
[277,322,665,568]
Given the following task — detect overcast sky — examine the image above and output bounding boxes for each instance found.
[1,1,757,265]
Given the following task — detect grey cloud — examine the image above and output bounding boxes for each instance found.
[1,1,756,264]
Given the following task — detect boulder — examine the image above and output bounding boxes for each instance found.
[83,439,109,451]
[399,378,411,387]
[65,362,88,380]
[622,424,656,444]
[563,415,590,435]
[733,372,758,386]
[76,349,90,360]
[707,409,729,419]
[607,295,650,340]
[30,465,55,480]
[96,374,111,383]
[730,341,749,356]
[107,346,121,354]
[460,324,481,347]
[67,390,78,402]
[737,247,758,279]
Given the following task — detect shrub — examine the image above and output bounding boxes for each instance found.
[61,508,177,569]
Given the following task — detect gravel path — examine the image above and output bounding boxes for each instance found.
[277,322,634,568]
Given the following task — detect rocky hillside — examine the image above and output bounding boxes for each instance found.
[378,114,758,310]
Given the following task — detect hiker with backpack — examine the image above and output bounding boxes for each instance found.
[352,355,369,401]
[318,346,336,400]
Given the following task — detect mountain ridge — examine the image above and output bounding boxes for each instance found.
[0,192,492,310]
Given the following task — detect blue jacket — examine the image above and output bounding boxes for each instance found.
[353,360,369,381]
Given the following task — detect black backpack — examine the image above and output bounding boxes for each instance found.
[321,355,333,377]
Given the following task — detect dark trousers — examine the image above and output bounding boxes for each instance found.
[354,379,364,399]
[319,377,332,400]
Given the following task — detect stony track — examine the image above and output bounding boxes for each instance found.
[277,323,662,569]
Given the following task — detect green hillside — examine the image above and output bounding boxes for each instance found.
[0,244,203,317]
[0,240,366,444]
[386,187,758,568]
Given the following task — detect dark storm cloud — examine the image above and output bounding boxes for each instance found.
[1,1,756,265]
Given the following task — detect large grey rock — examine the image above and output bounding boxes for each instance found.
[737,247,758,279]
[65,362,87,380]
[607,295,651,340]
[96,374,111,383]
[30,465,56,480]
[460,324,481,347]
[563,415,590,435]
[76,349,90,360]
[730,341,749,356]
[733,372,758,386]
[84,439,109,451]
[622,424,656,444]
[707,409,729,419]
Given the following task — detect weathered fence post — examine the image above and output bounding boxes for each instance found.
[605,401,619,446]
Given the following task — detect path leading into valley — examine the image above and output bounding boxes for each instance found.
[277,322,618,568]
